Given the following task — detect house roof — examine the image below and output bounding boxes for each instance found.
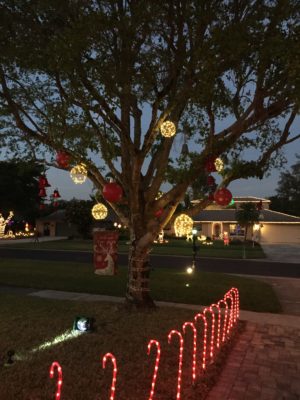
[192,196,270,204]
[37,208,119,222]
[193,209,300,223]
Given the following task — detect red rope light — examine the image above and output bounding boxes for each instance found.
[224,292,234,335]
[168,330,184,400]
[203,307,216,361]
[102,353,118,400]
[182,321,197,383]
[217,299,229,343]
[194,313,208,371]
[49,361,63,400]
[147,339,161,400]
[210,303,221,349]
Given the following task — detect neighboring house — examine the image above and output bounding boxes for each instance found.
[191,196,300,244]
[36,209,118,237]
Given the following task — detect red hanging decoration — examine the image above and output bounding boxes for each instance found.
[214,188,232,206]
[38,187,47,197]
[102,182,123,203]
[53,201,59,207]
[56,151,70,169]
[204,155,217,173]
[207,175,215,186]
[38,175,51,188]
[53,189,61,198]
[154,208,163,218]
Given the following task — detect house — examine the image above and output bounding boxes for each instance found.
[191,196,300,244]
[35,209,118,237]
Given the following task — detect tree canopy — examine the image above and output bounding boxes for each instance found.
[269,155,300,216]
[0,0,299,306]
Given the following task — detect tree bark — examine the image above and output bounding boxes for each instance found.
[125,231,156,310]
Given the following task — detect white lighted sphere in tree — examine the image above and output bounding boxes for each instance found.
[70,163,88,184]
[214,157,224,172]
[91,203,108,220]
[174,214,194,237]
[160,120,176,137]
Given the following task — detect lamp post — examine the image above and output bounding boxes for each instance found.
[192,228,198,270]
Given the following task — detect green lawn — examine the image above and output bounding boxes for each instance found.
[0,294,237,400]
[0,258,280,313]
[4,237,266,259]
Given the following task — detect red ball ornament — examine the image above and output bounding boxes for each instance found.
[214,188,232,206]
[207,175,216,186]
[56,151,71,168]
[53,189,61,198]
[39,175,51,188]
[154,208,163,218]
[38,187,47,197]
[102,182,123,203]
[204,155,217,173]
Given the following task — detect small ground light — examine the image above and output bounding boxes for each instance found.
[185,283,190,287]
[73,317,95,332]
[186,266,194,274]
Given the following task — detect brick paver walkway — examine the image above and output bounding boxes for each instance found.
[207,322,300,400]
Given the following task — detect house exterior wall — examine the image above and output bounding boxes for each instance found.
[260,224,300,244]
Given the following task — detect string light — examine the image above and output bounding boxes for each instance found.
[224,292,234,335]
[49,361,63,400]
[217,299,229,344]
[174,214,193,237]
[210,304,221,349]
[182,322,197,383]
[70,163,87,184]
[203,307,216,360]
[102,353,118,400]
[147,340,161,400]
[160,120,176,137]
[91,203,108,220]
[214,157,224,172]
[194,313,207,371]
[168,330,184,400]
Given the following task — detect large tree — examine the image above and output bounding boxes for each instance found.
[0,1,299,307]
[269,156,300,216]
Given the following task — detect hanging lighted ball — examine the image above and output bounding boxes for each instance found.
[103,182,123,203]
[174,214,194,237]
[214,188,232,206]
[160,120,176,137]
[70,164,87,184]
[91,203,108,220]
[214,158,224,172]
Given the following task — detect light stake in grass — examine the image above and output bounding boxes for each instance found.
[49,361,63,400]
[102,353,117,400]
[182,322,197,383]
[194,313,208,371]
[168,330,184,400]
[147,339,161,400]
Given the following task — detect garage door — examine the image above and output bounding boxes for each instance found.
[260,224,300,244]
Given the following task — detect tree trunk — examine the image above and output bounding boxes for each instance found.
[125,231,156,310]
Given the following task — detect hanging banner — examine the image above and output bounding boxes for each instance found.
[93,230,119,275]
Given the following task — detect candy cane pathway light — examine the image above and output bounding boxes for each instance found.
[182,322,197,383]
[203,307,216,361]
[194,313,208,371]
[168,330,184,400]
[147,339,161,400]
[217,299,229,344]
[102,353,117,400]
[49,361,63,400]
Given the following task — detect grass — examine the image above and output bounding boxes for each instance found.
[4,237,266,259]
[0,293,240,400]
[0,258,281,313]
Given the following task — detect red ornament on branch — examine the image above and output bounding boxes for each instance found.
[53,189,61,198]
[38,187,47,197]
[39,175,51,188]
[154,208,163,218]
[103,182,123,203]
[56,151,70,169]
[204,155,217,173]
[214,188,232,206]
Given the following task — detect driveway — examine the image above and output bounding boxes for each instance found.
[261,243,300,264]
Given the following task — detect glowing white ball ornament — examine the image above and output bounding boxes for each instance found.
[91,203,108,220]
[160,120,176,137]
[214,158,224,172]
[70,163,87,184]
[174,214,194,237]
